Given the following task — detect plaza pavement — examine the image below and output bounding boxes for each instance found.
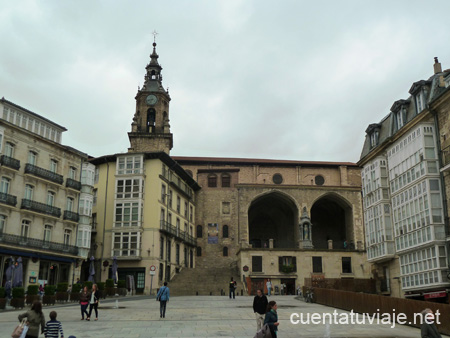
[0,295,448,338]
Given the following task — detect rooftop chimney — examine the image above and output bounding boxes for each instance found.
[434,57,442,74]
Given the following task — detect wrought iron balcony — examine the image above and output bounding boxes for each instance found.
[24,163,63,185]
[21,199,61,218]
[0,155,20,171]
[66,178,82,190]
[0,232,78,256]
[63,210,79,222]
[160,220,197,246]
[0,192,17,207]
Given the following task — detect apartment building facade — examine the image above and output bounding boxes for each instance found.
[0,98,94,289]
[359,58,450,300]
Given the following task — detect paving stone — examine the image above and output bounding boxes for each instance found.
[0,295,448,337]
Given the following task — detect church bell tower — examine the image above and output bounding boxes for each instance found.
[128,40,173,154]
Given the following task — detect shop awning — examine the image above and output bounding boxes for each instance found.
[0,248,76,263]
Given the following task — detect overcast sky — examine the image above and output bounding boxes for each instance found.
[1,1,450,163]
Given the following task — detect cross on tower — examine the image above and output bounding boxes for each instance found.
[152,30,158,43]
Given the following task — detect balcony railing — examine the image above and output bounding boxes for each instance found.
[0,232,78,255]
[66,178,82,190]
[24,163,63,185]
[160,220,197,246]
[21,199,61,218]
[0,155,20,170]
[169,177,193,199]
[0,192,17,207]
[63,210,80,222]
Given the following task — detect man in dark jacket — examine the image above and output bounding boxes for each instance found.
[253,289,269,331]
[421,308,442,338]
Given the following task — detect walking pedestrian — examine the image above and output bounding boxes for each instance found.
[421,308,442,338]
[79,286,90,320]
[264,301,279,338]
[87,284,99,321]
[18,300,45,338]
[156,282,170,318]
[44,311,64,338]
[253,289,268,332]
[266,279,272,296]
[229,277,237,299]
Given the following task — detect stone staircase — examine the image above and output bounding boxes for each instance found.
[168,266,245,296]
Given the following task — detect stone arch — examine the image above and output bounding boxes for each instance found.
[310,192,354,249]
[248,190,299,249]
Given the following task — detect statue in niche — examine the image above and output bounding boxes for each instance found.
[299,207,312,241]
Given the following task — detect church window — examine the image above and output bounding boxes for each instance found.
[196,246,202,257]
[342,257,352,273]
[208,174,217,187]
[196,225,203,238]
[223,247,228,257]
[223,225,229,238]
[221,174,231,187]
[315,175,325,186]
[272,174,283,184]
[147,109,156,132]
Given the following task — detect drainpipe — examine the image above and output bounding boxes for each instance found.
[237,187,241,247]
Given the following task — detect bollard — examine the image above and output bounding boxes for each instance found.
[210,291,212,296]
[196,291,198,296]
[241,289,243,296]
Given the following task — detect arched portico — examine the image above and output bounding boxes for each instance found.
[248,191,299,248]
[311,193,354,249]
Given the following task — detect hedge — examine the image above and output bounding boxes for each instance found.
[12,287,25,298]
[27,285,39,296]
[44,285,56,296]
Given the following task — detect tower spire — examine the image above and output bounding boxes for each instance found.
[128,34,173,154]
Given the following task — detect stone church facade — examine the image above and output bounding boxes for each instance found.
[172,157,371,295]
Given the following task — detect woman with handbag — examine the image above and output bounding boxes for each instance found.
[79,286,90,320]
[264,301,279,338]
[87,283,99,321]
[17,301,45,338]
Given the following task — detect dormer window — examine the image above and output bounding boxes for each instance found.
[415,92,425,113]
[396,111,404,129]
[370,131,379,148]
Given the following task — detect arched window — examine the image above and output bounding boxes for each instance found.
[223,225,229,238]
[208,174,217,188]
[196,225,203,238]
[196,246,202,257]
[185,170,193,177]
[223,247,228,257]
[147,109,156,132]
[221,174,231,187]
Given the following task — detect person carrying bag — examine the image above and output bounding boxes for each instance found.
[11,318,27,338]
[17,301,45,338]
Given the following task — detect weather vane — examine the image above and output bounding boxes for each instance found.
[152,30,159,43]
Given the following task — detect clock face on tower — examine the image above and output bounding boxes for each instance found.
[146,94,158,106]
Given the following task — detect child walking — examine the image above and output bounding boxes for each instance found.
[44,311,64,338]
